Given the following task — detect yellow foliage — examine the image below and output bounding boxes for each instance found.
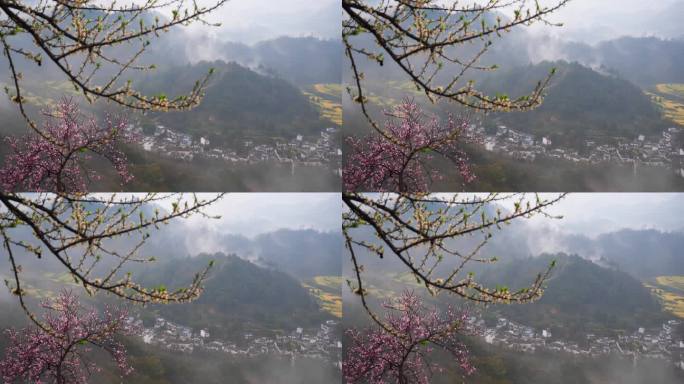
[656,83,684,98]
[392,272,424,287]
[313,83,342,98]
[648,84,684,126]
[313,275,343,290]
[655,276,684,292]
[303,83,342,126]
[646,276,684,319]
[303,275,343,318]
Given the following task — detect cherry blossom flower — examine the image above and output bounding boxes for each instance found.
[344,291,475,384]
[0,98,135,192]
[0,290,135,384]
[344,100,475,192]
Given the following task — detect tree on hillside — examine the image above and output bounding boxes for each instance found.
[0,0,227,191]
[0,193,222,328]
[0,291,134,384]
[0,0,227,127]
[342,0,570,190]
[342,192,565,382]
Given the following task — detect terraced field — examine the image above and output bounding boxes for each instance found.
[1,273,56,299]
[656,83,684,99]
[656,276,684,291]
[44,271,81,286]
[1,80,85,108]
[391,271,424,287]
[648,83,684,126]
[386,80,426,97]
[303,275,342,318]
[303,83,342,126]
[645,275,684,318]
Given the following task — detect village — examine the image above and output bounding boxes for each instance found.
[125,122,342,171]
[464,123,684,176]
[125,316,342,369]
[473,314,684,370]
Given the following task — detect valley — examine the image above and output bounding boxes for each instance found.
[343,219,684,381]
[127,314,341,369]
[473,311,683,368]
[343,32,684,191]
[121,62,343,180]
[463,120,683,177]
[0,36,343,191]
[129,118,340,174]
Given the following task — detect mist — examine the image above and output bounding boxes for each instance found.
[183,0,340,44]
[529,0,684,44]
[343,193,684,383]
[527,193,684,237]
[170,192,341,242]
[471,193,684,259]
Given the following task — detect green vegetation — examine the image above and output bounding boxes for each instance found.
[481,61,669,147]
[138,253,329,339]
[139,61,325,146]
[480,254,667,339]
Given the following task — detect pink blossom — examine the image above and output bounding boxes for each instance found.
[344,291,475,384]
[0,98,136,192]
[344,100,475,192]
[0,291,135,384]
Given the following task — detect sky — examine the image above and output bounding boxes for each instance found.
[430,193,684,239]
[182,0,340,44]
[172,0,684,45]
[525,193,684,238]
[168,193,341,238]
[528,0,683,43]
[92,0,683,48]
[422,193,684,258]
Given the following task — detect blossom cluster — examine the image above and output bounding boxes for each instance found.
[0,99,135,192]
[344,100,475,192]
[0,291,135,384]
[344,291,475,384]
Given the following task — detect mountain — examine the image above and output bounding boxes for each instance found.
[562,229,684,279]
[591,37,684,87]
[137,61,323,144]
[478,254,666,339]
[131,227,342,278]
[221,37,342,85]
[251,229,342,278]
[481,61,668,146]
[494,33,684,88]
[649,2,684,40]
[138,253,326,339]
